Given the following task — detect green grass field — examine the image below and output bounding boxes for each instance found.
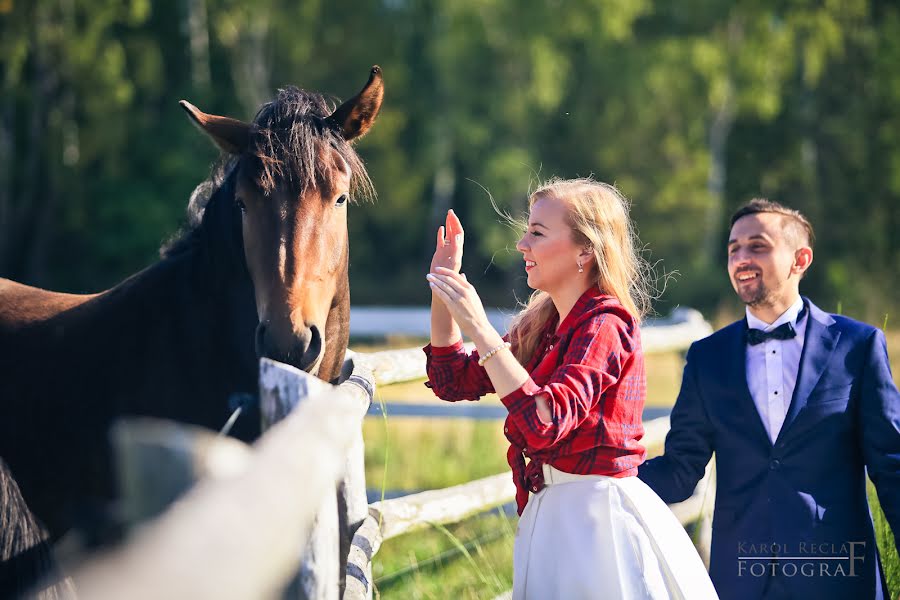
[362,329,900,599]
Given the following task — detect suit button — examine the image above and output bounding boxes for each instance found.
[770,459,781,471]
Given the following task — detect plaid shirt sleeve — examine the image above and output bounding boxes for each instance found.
[423,339,496,401]
[500,313,628,451]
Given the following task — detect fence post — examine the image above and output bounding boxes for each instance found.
[338,356,375,599]
[260,358,339,600]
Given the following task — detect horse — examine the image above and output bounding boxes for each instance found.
[0,66,383,597]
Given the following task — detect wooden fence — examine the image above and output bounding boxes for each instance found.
[61,308,714,599]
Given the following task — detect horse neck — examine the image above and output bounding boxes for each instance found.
[115,234,256,372]
[104,176,258,384]
[187,181,258,359]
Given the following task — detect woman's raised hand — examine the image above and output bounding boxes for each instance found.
[426,267,490,341]
[430,209,464,274]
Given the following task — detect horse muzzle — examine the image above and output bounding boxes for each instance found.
[255,322,323,375]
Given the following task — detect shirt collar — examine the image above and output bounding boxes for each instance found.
[554,286,612,337]
[746,296,805,332]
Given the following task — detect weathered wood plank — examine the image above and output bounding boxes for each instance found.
[342,512,382,600]
[373,473,514,541]
[259,357,374,600]
[71,380,370,600]
[112,418,252,526]
[260,359,338,600]
[639,308,713,354]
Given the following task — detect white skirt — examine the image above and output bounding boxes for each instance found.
[512,465,718,600]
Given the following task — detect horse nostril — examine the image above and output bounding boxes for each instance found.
[255,323,267,358]
[308,325,322,357]
[298,325,323,371]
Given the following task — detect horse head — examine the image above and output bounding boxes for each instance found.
[179,67,383,380]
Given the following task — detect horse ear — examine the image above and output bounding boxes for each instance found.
[326,65,384,141]
[179,100,251,154]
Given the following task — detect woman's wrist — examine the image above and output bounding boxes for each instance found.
[471,325,503,354]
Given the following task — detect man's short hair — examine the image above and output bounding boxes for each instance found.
[730,198,815,250]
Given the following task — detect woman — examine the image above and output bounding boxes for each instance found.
[424,178,717,599]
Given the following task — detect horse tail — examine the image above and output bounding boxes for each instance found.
[0,459,71,599]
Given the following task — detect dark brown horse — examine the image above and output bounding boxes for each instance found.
[0,67,383,596]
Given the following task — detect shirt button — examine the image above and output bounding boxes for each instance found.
[770,459,781,471]
[548,344,554,350]
[504,427,509,433]
[532,486,539,492]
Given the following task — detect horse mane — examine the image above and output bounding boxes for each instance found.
[160,85,375,260]
[249,85,375,202]
[159,157,236,259]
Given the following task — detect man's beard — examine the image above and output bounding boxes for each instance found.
[735,274,774,308]
[739,281,775,307]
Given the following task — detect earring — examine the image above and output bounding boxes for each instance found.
[577,261,583,274]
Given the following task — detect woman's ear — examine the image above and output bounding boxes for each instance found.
[578,245,594,260]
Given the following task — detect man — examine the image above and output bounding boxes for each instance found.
[639,199,900,599]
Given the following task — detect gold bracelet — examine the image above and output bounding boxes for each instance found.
[477,341,511,367]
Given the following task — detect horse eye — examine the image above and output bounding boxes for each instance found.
[335,194,349,207]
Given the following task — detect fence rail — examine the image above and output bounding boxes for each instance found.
[71,360,371,600]
[62,307,714,599]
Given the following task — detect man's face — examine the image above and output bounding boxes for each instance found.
[727,213,802,309]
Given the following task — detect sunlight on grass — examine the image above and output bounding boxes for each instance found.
[363,416,509,491]
[886,329,900,388]
[869,481,899,598]
[645,350,685,408]
[373,513,515,600]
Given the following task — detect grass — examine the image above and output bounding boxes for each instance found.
[363,417,509,491]
[869,482,900,598]
[887,329,900,383]
[876,327,900,598]
[373,513,515,599]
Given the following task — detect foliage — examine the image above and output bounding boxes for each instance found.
[2,1,899,319]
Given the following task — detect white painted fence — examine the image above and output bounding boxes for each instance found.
[62,308,715,599]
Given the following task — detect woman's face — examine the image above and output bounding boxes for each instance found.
[515,195,584,294]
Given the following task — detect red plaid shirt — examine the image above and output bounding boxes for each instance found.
[424,287,646,514]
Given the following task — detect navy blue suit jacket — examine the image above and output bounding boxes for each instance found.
[639,299,900,600]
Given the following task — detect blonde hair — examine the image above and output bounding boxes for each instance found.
[508,177,654,364]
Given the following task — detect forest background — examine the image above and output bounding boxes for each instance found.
[2,0,899,323]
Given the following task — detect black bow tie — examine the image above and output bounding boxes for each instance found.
[747,321,796,346]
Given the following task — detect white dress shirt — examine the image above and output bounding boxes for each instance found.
[745,297,807,444]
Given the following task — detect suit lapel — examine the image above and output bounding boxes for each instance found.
[727,322,772,447]
[775,300,840,445]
